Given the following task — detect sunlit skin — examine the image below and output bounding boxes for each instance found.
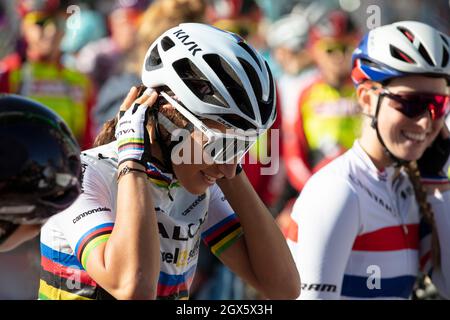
[357,75,448,169]
[148,109,239,195]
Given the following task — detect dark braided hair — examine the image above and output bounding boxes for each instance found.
[403,161,441,267]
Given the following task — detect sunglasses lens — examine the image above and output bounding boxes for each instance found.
[387,93,449,120]
[204,136,255,164]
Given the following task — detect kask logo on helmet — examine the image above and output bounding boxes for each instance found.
[173,29,203,56]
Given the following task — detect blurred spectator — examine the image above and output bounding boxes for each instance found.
[92,0,206,134]
[278,10,363,230]
[265,6,322,215]
[72,1,144,89]
[0,0,95,150]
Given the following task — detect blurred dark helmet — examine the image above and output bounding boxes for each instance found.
[0,95,81,224]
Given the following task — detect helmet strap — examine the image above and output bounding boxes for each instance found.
[371,94,409,167]
[148,108,176,176]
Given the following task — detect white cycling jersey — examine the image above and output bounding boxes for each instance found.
[39,141,243,300]
[288,141,450,299]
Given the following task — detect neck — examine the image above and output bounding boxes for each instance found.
[358,131,394,170]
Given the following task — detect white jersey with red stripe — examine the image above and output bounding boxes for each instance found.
[39,141,242,300]
[288,141,450,299]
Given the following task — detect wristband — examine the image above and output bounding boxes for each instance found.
[117,165,147,182]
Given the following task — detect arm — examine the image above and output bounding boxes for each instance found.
[83,89,160,299]
[84,161,160,300]
[288,174,360,299]
[0,223,40,253]
[214,171,300,299]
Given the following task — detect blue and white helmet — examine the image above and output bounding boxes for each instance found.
[141,23,276,133]
[351,21,450,86]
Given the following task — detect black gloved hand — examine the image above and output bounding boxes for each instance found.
[417,131,450,178]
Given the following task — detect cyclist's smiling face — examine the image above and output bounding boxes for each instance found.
[374,76,448,161]
[172,119,239,195]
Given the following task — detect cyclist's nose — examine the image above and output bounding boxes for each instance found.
[216,162,238,179]
[416,110,433,131]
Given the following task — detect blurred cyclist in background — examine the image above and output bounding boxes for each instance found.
[280,10,362,223]
[0,0,95,150]
[265,2,327,217]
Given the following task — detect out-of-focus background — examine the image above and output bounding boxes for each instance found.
[0,0,449,300]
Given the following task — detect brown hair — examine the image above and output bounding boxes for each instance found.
[404,161,441,267]
[93,103,191,148]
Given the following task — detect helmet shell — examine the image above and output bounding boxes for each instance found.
[0,95,81,224]
[351,21,450,86]
[141,23,277,133]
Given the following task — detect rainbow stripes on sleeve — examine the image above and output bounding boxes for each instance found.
[75,223,114,270]
[157,265,197,300]
[39,243,96,300]
[201,214,243,257]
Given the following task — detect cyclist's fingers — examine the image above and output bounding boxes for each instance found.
[137,89,158,107]
[119,87,139,114]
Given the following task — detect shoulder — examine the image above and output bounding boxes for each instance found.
[80,142,118,189]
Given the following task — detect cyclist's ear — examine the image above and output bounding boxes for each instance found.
[356,84,372,112]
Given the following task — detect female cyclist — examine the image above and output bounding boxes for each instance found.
[0,94,81,252]
[287,21,450,299]
[38,23,300,300]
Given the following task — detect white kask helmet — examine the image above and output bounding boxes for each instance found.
[352,21,450,86]
[141,23,277,133]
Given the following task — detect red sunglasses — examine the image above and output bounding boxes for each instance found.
[379,88,449,120]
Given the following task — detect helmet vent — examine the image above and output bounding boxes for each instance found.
[172,58,228,108]
[261,61,275,125]
[161,36,175,51]
[418,44,435,66]
[440,34,449,47]
[442,47,449,68]
[238,41,262,71]
[203,54,255,120]
[219,114,256,130]
[238,58,261,116]
[145,45,163,71]
[390,45,416,64]
[397,26,414,43]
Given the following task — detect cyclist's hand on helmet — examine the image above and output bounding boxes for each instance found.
[417,125,450,178]
[115,86,157,166]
